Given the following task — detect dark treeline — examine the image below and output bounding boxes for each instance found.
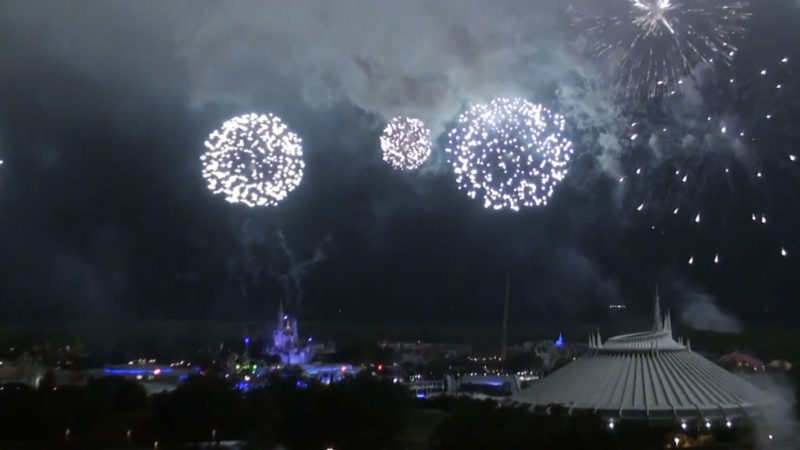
[1,370,794,449]
[0,373,409,450]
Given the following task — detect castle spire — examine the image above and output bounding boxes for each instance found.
[652,285,663,331]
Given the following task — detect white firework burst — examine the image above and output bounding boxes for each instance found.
[575,0,750,99]
[201,113,304,207]
[445,98,574,211]
[380,117,432,170]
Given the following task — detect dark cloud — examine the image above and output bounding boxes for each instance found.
[0,0,797,324]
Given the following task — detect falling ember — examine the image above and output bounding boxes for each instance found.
[714,254,719,264]
[681,175,688,183]
[636,167,642,174]
[694,213,701,223]
[637,203,645,211]
[673,208,679,214]
[688,256,694,265]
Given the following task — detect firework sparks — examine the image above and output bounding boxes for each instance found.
[575,0,750,99]
[380,117,432,171]
[201,113,304,207]
[619,45,799,264]
[445,98,573,211]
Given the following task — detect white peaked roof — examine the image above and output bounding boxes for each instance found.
[513,294,772,422]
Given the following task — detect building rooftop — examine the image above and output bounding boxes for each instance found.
[513,294,774,422]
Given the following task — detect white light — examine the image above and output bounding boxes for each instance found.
[760,69,767,75]
[380,117,432,170]
[726,420,732,428]
[681,422,688,430]
[720,126,726,134]
[706,421,712,429]
[781,57,789,63]
[790,155,797,162]
[781,248,788,257]
[608,420,615,430]
[714,254,719,264]
[688,256,694,265]
[694,212,701,223]
[674,437,680,446]
[637,203,644,211]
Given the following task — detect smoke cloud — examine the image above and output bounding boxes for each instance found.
[676,283,743,333]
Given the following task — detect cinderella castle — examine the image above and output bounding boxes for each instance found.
[263,303,314,365]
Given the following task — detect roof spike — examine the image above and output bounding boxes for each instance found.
[596,329,602,348]
[652,286,663,331]
[664,309,672,332]
[686,338,692,351]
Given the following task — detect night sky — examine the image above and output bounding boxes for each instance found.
[0,1,798,328]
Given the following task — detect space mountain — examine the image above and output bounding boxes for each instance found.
[513,295,773,425]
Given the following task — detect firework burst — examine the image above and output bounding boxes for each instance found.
[201,113,305,207]
[574,0,750,99]
[380,117,432,171]
[445,98,573,211]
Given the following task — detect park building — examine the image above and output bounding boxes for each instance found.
[512,294,774,427]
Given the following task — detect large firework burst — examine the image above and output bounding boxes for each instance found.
[574,0,750,99]
[380,117,432,171]
[201,113,305,207]
[445,98,574,211]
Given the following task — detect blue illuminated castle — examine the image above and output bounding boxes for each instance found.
[264,303,313,365]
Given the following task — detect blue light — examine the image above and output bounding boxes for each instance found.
[416,391,427,399]
[235,382,250,391]
[554,333,564,347]
[296,380,308,389]
[244,337,250,345]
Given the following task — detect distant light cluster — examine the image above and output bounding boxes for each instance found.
[445,98,573,211]
[201,113,304,207]
[380,117,432,171]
